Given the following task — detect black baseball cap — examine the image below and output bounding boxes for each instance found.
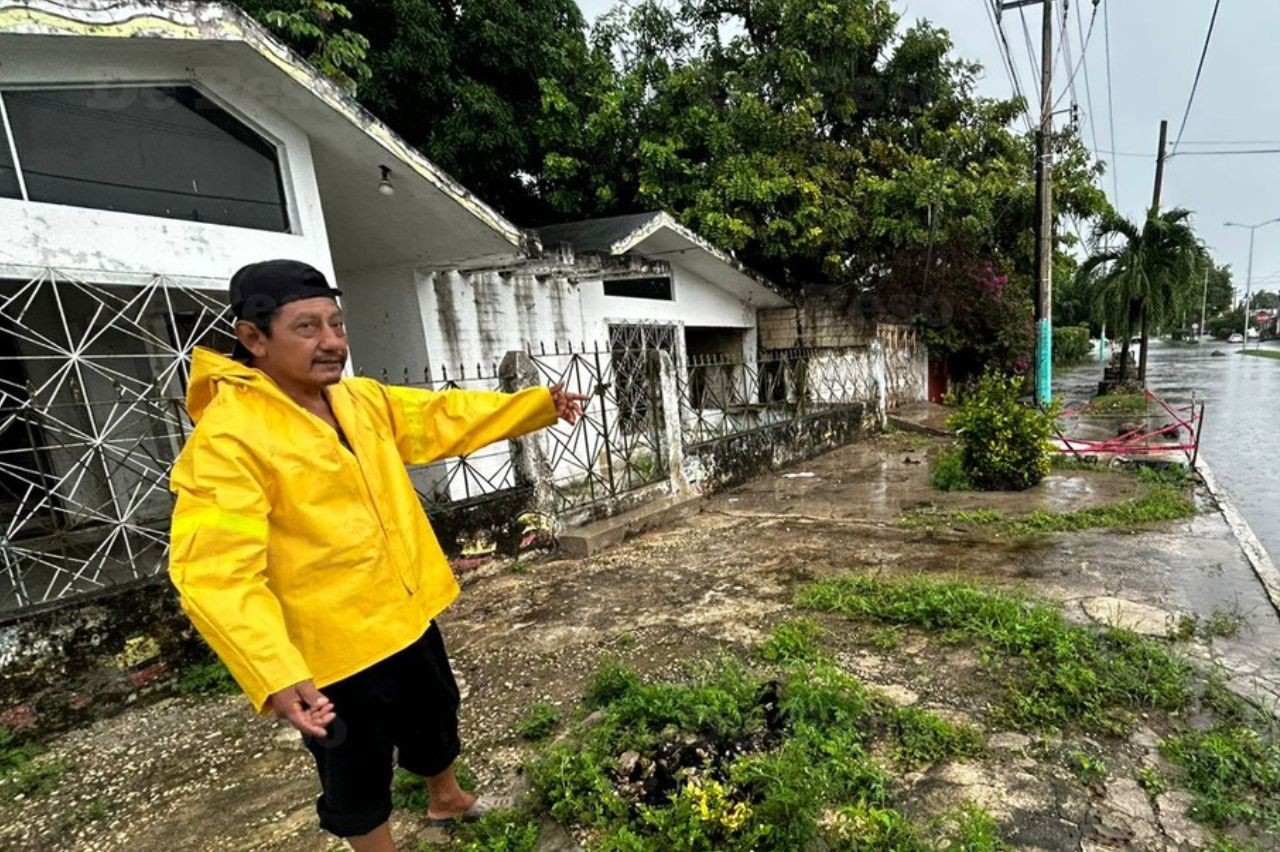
[228,260,342,361]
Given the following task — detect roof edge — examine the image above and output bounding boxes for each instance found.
[0,0,524,250]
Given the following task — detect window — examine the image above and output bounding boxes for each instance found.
[0,85,289,231]
[603,276,672,300]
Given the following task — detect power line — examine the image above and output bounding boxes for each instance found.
[1171,0,1223,156]
[1172,147,1280,157]
[1102,0,1120,207]
[982,0,1036,133]
[1074,0,1101,157]
[1054,0,1100,111]
[1018,5,1042,114]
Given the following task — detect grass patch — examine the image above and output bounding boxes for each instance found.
[889,707,984,768]
[797,575,1194,734]
[901,485,1195,536]
[452,809,540,851]
[930,445,973,492]
[1240,349,1280,361]
[525,652,1009,851]
[1083,393,1149,414]
[0,727,68,799]
[516,702,562,741]
[1202,608,1245,640]
[759,619,825,664]
[1068,749,1108,785]
[1161,721,1280,828]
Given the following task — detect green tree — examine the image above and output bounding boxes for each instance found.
[1077,209,1206,383]
[1249,290,1280,311]
[241,0,603,223]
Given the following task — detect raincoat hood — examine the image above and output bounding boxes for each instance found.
[186,347,267,424]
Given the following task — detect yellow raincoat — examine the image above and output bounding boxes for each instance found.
[168,348,557,713]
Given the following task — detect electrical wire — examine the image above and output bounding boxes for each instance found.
[1171,0,1223,156]
[1018,5,1043,115]
[982,0,1036,133]
[1102,0,1120,207]
[1053,0,1100,111]
[1075,0,1101,157]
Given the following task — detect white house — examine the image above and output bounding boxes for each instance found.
[0,0,803,611]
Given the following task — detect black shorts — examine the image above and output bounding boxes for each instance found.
[302,622,462,838]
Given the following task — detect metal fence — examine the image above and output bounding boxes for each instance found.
[679,346,879,448]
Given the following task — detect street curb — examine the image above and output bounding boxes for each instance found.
[1195,456,1280,616]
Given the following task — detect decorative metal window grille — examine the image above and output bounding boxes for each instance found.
[0,269,235,612]
[608,323,677,434]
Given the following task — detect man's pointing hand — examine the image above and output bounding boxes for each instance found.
[550,384,588,425]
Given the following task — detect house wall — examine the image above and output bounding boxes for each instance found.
[0,45,335,289]
[759,301,875,352]
[578,263,759,362]
[341,264,430,382]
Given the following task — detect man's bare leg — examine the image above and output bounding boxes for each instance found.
[425,763,477,820]
[347,822,396,852]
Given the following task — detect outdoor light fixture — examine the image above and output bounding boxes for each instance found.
[377,165,395,196]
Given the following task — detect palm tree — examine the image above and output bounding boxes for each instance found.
[1076,208,1205,384]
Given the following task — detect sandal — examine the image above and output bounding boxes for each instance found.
[426,794,514,828]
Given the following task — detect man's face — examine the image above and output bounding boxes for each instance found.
[237,297,349,390]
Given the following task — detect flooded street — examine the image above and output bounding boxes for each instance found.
[1056,340,1280,564]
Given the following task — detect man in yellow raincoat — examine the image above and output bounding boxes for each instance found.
[168,260,584,850]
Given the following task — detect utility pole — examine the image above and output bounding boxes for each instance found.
[1200,266,1209,342]
[999,0,1054,404]
[1140,119,1169,384]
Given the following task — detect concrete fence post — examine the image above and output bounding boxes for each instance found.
[869,336,889,429]
[499,351,557,522]
[646,349,691,494]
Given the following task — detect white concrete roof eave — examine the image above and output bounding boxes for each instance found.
[0,0,526,268]
[616,213,793,308]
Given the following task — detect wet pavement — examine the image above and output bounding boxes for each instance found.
[1056,340,1280,571]
[3,432,1278,850]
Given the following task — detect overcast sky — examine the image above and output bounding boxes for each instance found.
[575,1,1280,298]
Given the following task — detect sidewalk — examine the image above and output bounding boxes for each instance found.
[2,432,1276,850]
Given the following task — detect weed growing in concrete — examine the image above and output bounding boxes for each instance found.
[1170,614,1199,642]
[1202,608,1245,640]
[797,576,1195,733]
[889,707,984,768]
[1160,722,1280,827]
[931,800,1008,851]
[1137,766,1170,797]
[1068,750,1108,785]
[516,702,562,741]
[1084,394,1148,414]
[759,619,825,664]
[930,446,973,492]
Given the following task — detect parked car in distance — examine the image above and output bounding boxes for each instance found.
[1228,333,1245,343]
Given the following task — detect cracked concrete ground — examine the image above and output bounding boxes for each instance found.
[1,432,1276,850]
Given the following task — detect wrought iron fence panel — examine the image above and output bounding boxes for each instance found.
[881,326,925,408]
[526,342,668,513]
[390,363,517,509]
[678,347,877,447]
[0,269,234,612]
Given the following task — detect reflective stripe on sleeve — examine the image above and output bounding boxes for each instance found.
[171,507,268,540]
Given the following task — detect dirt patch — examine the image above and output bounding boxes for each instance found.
[1,433,1276,850]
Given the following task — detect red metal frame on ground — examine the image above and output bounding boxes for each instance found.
[1054,388,1204,463]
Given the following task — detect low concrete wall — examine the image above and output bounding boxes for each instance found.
[685,402,869,492]
[0,580,201,735]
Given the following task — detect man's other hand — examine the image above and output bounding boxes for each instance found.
[270,679,335,737]
[550,384,588,425]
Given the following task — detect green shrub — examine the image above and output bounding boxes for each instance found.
[930,445,973,492]
[1053,325,1092,365]
[947,370,1059,491]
